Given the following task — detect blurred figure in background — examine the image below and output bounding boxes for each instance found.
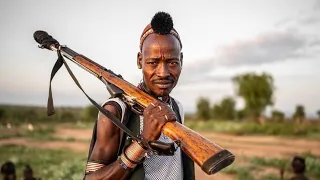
[23,165,40,180]
[0,161,16,180]
[290,156,309,180]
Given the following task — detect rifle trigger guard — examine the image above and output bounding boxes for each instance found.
[135,134,177,156]
[148,140,176,156]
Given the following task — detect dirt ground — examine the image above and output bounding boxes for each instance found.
[1,127,319,180]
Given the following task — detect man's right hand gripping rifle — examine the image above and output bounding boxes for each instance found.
[84,100,177,180]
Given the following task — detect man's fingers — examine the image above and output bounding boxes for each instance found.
[163,112,177,122]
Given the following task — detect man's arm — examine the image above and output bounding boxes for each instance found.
[83,103,140,180]
[84,100,176,180]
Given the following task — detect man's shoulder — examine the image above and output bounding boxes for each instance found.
[171,97,184,111]
[100,97,130,121]
[170,97,185,124]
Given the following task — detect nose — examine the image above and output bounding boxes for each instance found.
[156,62,170,78]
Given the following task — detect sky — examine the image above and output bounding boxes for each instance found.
[0,0,319,117]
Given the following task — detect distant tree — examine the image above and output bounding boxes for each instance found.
[211,104,222,119]
[0,107,6,125]
[232,72,275,123]
[83,105,99,122]
[212,97,236,120]
[271,109,285,122]
[25,109,38,122]
[236,109,247,120]
[317,110,320,119]
[196,97,211,120]
[219,97,236,120]
[293,105,305,124]
[0,107,5,119]
[61,111,75,122]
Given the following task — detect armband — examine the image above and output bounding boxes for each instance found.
[85,161,105,174]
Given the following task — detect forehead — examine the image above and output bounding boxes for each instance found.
[142,34,181,57]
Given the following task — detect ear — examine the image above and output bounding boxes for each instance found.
[180,52,183,67]
[137,52,142,69]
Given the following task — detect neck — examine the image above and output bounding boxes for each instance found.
[138,81,170,103]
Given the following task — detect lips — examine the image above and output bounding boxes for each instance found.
[153,80,174,89]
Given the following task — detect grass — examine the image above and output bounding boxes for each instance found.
[261,173,280,180]
[221,154,320,180]
[0,123,78,142]
[221,164,255,180]
[0,124,54,139]
[0,144,88,180]
[63,121,95,129]
[185,120,320,139]
[249,153,320,180]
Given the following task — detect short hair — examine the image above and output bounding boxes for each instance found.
[1,161,16,175]
[23,165,33,173]
[291,156,306,173]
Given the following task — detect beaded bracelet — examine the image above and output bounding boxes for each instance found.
[123,144,145,165]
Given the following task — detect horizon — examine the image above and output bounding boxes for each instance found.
[0,102,318,119]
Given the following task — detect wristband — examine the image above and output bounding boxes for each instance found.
[123,145,145,164]
[118,157,133,171]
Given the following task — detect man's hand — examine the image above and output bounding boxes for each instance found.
[142,101,177,141]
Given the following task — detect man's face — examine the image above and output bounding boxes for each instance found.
[24,171,33,179]
[138,33,182,97]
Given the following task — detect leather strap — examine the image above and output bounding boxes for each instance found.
[47,50,140,142]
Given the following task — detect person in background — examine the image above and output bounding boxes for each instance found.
[290,156,309,180]
[23,165,40,180]
[1,161,16,180]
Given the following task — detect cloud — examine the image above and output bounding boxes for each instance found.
[298,16,320,25]
[275,4,320,27]
[314,0,320,11]
[309,39,320,47]
[274,18,294,27]
[215,30,307,67]
[179,29,311,85]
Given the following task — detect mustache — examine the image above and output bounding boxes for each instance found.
[152,77,174,83]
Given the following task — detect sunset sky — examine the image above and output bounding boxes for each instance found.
[0,0,319,117]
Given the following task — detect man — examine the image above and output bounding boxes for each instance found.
[23,165,40,180]
[83,11,195,180]
[290,156,309,180]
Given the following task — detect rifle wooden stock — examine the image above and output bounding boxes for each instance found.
[37,40,235,174]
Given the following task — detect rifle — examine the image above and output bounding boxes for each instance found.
[33,30,235,175]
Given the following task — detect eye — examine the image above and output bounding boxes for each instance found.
[147,61,157,65]
[169,61,180,66]
[146,61,159,67]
